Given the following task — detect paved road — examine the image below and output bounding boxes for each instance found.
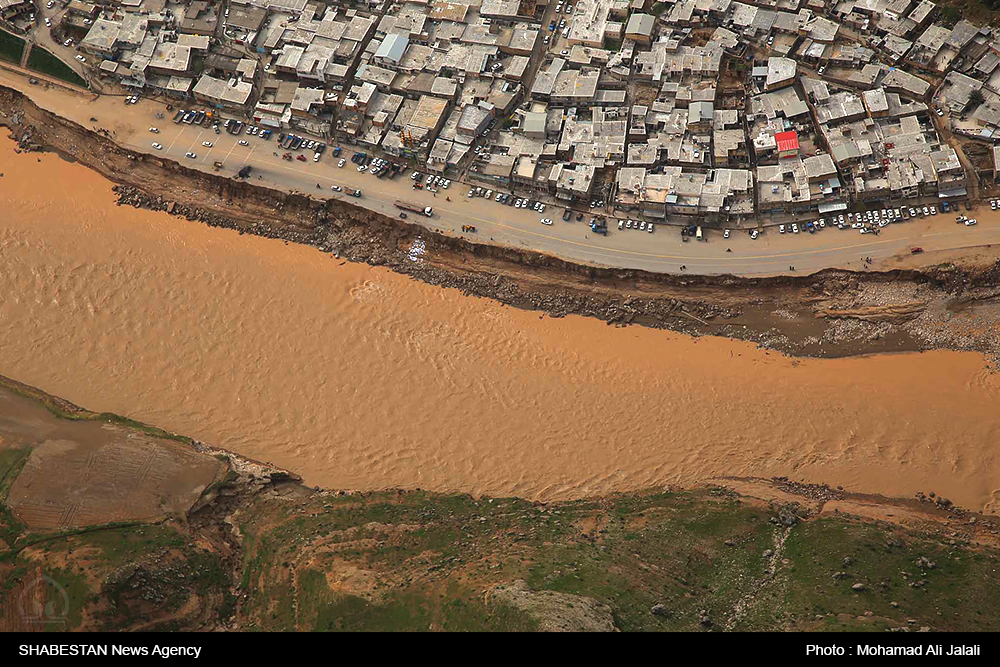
[24,5,89,84]
[5,68,1000,276]
[144,116,1000,275]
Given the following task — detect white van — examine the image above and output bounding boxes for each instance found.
[696,226,703,241]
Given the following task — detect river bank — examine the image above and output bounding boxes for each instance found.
[3,134,1000,512]
[3,81,1000,364]
[2,375,999,632]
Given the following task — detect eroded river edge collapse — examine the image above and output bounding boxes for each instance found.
[4,82,1000,363]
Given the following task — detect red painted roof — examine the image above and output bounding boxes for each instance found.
[775,131,799,153]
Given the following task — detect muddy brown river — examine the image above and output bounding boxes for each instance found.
[2,140,999,513]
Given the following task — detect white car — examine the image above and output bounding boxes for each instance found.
[185,152,197,158]
[331,185,342,192]
[151,142,162,150]
[779,224,785,233]
[238,140,249,146]
[723,229,730,239]
[792,224,799,233]
[149,127,159,133]
[358,165,366,172]
[540,218,553,225]
[63,39,72,47]
[338,158,346,167]
[648,223,654,233]
[965,218,978,226]
[46,0,53,7]
[202,141,213,147]
[750,230,759,240]
[44,18,51,27]
[618,220,624,230]
[75,55,86,63]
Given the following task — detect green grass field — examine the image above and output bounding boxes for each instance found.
[0,29,25,64]
[26,45,86,87]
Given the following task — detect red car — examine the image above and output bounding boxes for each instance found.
[910,247,924,254]
[296,154,307,162]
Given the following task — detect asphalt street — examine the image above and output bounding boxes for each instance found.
[146,116,1000,275]
[5,65,1000,277]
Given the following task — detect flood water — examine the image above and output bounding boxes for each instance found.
[2,139,999,513]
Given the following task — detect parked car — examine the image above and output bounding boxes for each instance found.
[185,152,197,159]
[338,158,346,168]
[151,142,162,150]
[75,55,86,63]
[202,141,213,147]
[238,140,249,146]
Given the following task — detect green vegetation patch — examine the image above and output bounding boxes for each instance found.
[778,518,1000,632]
[0,29,25,65]
[25,46,86,88]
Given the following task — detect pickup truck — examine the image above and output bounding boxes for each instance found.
[395,200,434,217]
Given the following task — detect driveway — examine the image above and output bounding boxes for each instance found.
[25,4,89,85]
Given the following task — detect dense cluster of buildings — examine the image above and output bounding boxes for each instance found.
[50,0,1000,221]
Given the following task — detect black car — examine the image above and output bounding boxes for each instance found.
[562,209,572,221]
[317,143,326,154]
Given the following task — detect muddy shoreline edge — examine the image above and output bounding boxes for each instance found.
[2,371,996,532]
[4,81,1000,361]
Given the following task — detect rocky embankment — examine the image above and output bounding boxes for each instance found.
[5,81,1000,361]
